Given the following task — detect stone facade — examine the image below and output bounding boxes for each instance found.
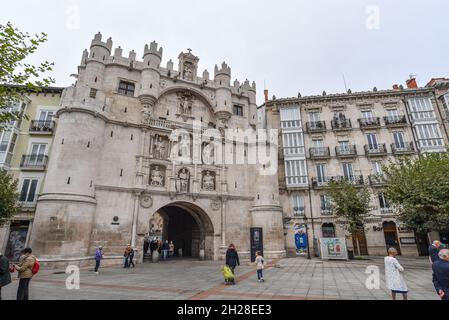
[29,33,286,265]
[261,83,449,258]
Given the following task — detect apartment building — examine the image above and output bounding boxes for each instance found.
[0,86,63,261]
[261,79,448,257]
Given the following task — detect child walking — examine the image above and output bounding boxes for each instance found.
[255,251,265,282]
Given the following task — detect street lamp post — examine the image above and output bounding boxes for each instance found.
[303,216,311,260]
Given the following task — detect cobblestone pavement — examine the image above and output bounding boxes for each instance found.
[1,256,439,300]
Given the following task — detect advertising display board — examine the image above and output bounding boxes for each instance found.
[319,238,348,260]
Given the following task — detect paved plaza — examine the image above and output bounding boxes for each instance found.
[2,257,439,300]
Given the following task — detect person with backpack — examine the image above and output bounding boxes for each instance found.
[0,251,12,300]
[13,247,37,300]
[255,251,265,283]
[94,246,104,274]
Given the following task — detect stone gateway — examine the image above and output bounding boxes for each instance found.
[29,33,286,265]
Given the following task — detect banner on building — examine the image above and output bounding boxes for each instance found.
[319,238,348,260]
[294,224,308,254]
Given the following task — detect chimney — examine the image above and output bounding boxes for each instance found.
[392,84,400,90]
[264,89,269,102]
[406,77,418,89]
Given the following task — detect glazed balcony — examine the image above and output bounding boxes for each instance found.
[311,175,364,188]
[384,115,407,128]
[20,154,48,171]
[335,145,357,158]
[331,118,352,131]
[306,121,326,133]
[409,111,436,123]
[358,117,381,129]
[364,144,388,157]
[391,142,415,155]
[309,147,331,159]
[29,120,55,134]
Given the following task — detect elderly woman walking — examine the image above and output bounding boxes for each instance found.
[384,247,408,300]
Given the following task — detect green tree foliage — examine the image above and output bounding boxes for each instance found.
[0,170,19,226]
[326,180,372,236]
[0,21,54,128]
[383,152,449,234]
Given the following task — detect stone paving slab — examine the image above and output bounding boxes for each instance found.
[1,257,440,300]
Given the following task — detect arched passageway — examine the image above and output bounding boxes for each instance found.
[146,202,215,260]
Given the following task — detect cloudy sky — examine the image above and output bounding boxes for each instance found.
[3,0,448,103]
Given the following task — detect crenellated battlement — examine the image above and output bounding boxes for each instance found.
[144,41,163,59]
[90,32,113,53]
[214,62,231,78]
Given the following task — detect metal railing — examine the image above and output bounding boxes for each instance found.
[20,154,48,169]
[384,115,407,126]
[391,142,415,154]
[311,175,364,188]
[309,147,330,158]
[335,145,357,157]
[306,121,326,132]
[364,144,387,156]
[29,120,55,133]
[331,118,352,130]
[358,117,381,128]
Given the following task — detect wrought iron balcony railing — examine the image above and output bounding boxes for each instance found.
[311,175,364,188]
[358,117,381,129]
[384,115,407,127]
[20,154,48,170]
[29,120,55,133]
[309,147,331,159]
[335,145,357,158]
[306,121,326,133]
[391,142,415,155]
[364,144,388,156]
[331,118,352,130]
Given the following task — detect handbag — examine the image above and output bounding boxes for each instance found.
[9,265,15,273]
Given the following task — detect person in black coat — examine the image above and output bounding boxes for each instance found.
[225,244,240,284]
[0,252,12,300]
[432,249,449,300]
[429,240,442,264]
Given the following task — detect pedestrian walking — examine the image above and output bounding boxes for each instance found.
[429,240,442,264]
[432,249,449,300]
[129,247,135,268]
[225,244,240,285]
[0,251,12,300]
[255,251,265,283]
[94,246,104,274]
[14,248,36,300]
[384,247,408,300]
[169,241,175,258]
[162,240,170,261]
[124,245,132,268]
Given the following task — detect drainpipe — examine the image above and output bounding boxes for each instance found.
[307,183,316,257]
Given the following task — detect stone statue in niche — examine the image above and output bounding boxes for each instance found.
[183,62,194,80]
[202,171,215,191]
[202,143,215,165]
[153,136,167,159]
[177,91,193,116]
[150,165,165,187]
[178,133,191,160]
[177,168,190,193]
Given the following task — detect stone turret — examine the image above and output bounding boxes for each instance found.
[214,62,233,123]
[140,41,163,107]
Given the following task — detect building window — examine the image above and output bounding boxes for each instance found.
[408,97,435,120]
[282,132,305,155]
[89,88,98,99]
[285,160,308,186]
[292,194,305,216]
[280,107,301,128]
[233,105,243,117]
[378,192,392,213]
[322,223,336,238]
[19,178,39,203]
[118,81,135,97]
[320,195,331,214]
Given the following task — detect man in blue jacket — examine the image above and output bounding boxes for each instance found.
[432,249,449,300]
[94,246,104,275]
